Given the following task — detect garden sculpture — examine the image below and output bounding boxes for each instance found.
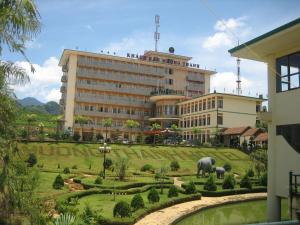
[215,166,225,179]
[197,157,216,177]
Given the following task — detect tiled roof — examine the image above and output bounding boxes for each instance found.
[254,132,268,142]
[223,126,250,135]
[241,128,261,137]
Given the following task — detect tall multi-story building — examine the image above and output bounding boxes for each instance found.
[59,49,215,140]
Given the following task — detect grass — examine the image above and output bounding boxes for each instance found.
[18,142,252,176]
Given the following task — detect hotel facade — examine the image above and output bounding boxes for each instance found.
[59,49,215,140]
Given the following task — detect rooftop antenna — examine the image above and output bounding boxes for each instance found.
[154,15,160,51]
[236,40,242,96]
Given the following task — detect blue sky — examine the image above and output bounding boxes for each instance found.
[7,0,300,102]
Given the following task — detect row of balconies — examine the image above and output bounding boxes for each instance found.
[75,109,148,120]
[61,75,67,82]
[60,85,66,93]
[73,123,143,132]
[186,74,205,82]
[186,82,205,92]
[77,57,166,77]
[75,95,152,108]
[76,69,159,86]
[76,82,151,96]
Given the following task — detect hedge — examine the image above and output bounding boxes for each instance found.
[200,186,267,197]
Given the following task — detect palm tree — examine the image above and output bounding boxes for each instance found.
[192,128,201,146]
[25,114,37,140]
[102,118,112,142]
[125,120,140,144]
[53,115,64,141]
[170,124,180,145]
[74,115,90,141]
[151,123,161,146]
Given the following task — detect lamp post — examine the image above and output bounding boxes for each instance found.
[99,143,111,179]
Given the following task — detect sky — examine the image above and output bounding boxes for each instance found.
[5,0,300,103]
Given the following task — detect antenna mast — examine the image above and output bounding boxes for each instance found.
[236,57,242,95]
[154,15,160,51]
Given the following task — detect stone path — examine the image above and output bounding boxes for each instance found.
[64,178,84,191]
[173,177,184,188]
[134,193,267,225]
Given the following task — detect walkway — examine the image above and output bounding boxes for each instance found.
[173,177,184,187]
[134,193,267,225]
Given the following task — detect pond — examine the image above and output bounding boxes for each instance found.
[175,199,289,225]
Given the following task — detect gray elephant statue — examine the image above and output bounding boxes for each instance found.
[216,167,225,179]
[197,157,216,177]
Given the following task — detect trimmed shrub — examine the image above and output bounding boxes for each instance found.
[26,153,37,167]
[63,167,70,174]
[222,174,236,189]
[94,176,102,185]
[170,161,180,171]
[141,164,154,172]
[147,188,160,203]
[72,165,78,169]
[168,185,179,198]
[223,163,232,172]
[113,201,131,218]
[185,181,196,194]
[259,172,268,186]
[246,168,255,177]
[73,178,81,184]
[131,194,145,211]
[204,175,217,191]
[53,174,64,189]
[104,158,113,169]
[240,175,252,189]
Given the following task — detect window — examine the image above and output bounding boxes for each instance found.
[217,113,223,125]
[113,108,117,113]
[181,107,183,115]
[199,117,202,126]
[203,100,206,110]
[195,103,198,112]
[202,116,206,126]
[191,103,194,113]
[169,68,173,75]
[276,52,300,92]
[217,97,223,108]
[256,105,261,112]
[207,114,211,126]
[207,99,211,110]
[84,105,89,111]
[199,101,202,111]
[212,98,215,108]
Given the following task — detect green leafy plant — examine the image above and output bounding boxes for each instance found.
[147,188,160,203]
[26,153,37,167]
[204,175,217,191]
[131,194,145,211]
[259,172,268,186]
[222,174,236,189]
[240,175,252,189]
[185,181,196,194]
[168,185,179,198]
[72,165,78,169]
[246,168,255,177]
[223,163,232,172]
[53,174,64,189]
[170,161,180,171]
[113,201,131,218]
[104,158,113,169]
[63,167,70,174]
[94,176,102,185]
[54,213,76,225]
[141,164,154,172]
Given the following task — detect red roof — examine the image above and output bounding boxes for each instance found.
[254,132,268,142]
[223,126,250,135]
[241,128,262,137]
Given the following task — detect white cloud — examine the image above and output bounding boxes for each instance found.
[25,40,42,49]
[12,57,62,103]
[84,24,94,32]
[202,32,233,50]
[214,17,245,32]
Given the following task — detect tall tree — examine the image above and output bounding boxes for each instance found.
[102,118,112,142]
[170,124,180,144]
[151,123,161,146]
[53,115,64,141]
[74,115,90,141]
[25,113,37,140]
[125,119,140,145]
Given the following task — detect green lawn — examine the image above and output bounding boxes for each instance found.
[18,142,252,176]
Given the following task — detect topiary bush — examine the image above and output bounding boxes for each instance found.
[131,194,145,211]
[185,181,196,194]
[246,168,255,177]
[204,175,217,191]
[141,164,154,173]
[104,158,113,169]
[53,174,64,189]
[240,175,252,189]
[168,185,179,198]
[63,167,70,174]
[170,161,180,171]
[94,176,102,185]
[113,201,131,218]
[223,163,232,172]
[259,172,268,186]
[72,165,78,169]
[147,188,160,203]
[26,153,37,167]
[222,174,236,189]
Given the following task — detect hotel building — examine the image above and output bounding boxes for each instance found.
[229,18,300,221]
[59,49,215,140]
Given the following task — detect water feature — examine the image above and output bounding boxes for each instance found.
[175,200,289,225]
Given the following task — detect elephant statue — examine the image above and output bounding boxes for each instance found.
[197,157,216,177]
[215,167,225,179]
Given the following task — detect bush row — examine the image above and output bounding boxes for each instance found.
[200,186,267,197]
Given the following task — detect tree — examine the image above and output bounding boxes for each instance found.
[131,194,145,211]
[156,166,168,194]
[204,175,217,191]
[53,115,64,141]
[147,188,160,203]
[185,181,196,194]
[26,153,37,167]
[192,128,201,145]
[102,118,112,142]
[125,119,140,144]
[74,115,90,141]
[113,201,131,218]
[53,174,64,189]
[170,160,180,171]
[115,157,129,181]
[240,175,252,189]
[168,185,179,198]
[170,124,180,144]
[250,149,268,177]
[38,122,44,141]
[151,123,161,146]
[222,174,236,189]
[25,113,37,140]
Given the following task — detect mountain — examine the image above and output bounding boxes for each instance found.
[18,97,44,107]
[44,101,61,115]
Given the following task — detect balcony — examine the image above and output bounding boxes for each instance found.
[75,95,152,108]
[62,65,68,72]
[61,75,67,82]
[60,86,66,93]
[73,123,143,132]
[59,98,65,105]
[150,88,185,96]
[258,111,272,122]
[74,109,147,120]
[187,74,205,83]
[76,82,150,96]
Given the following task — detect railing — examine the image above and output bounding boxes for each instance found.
[150,88,185,96]
[61,75,67,82]
[76,82,151,96]
[75,95,152,108]
[60,86,66,93]
[76,68,159,86]
[77,57,166,77]
[75,109,147,120]
[73,123,142,132]
[187,73,205,82]
[186,83,204,92]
